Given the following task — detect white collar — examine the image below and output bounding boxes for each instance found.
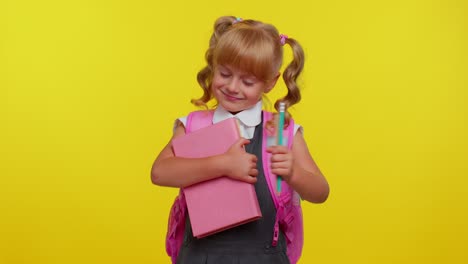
[213,101,262,139]
[213,100,262,126]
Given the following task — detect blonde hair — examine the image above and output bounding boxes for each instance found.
[192,16,305,124]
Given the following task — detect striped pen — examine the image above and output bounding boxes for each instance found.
[276,102,286,194]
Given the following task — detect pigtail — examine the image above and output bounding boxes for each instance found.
[274,37,305,127]
[192,66,212,108]
[192,16,239,108]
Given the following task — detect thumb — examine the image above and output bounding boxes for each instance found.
[234,138,250,148]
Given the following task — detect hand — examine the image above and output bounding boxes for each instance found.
[223,138,258,184]
[266,145,294,181]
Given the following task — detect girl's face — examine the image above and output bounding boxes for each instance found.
[212,65,277,113]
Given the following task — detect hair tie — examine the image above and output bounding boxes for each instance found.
[233,17,242,24]
[279,34,288,46]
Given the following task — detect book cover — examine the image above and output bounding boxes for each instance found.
[171,117,262,238]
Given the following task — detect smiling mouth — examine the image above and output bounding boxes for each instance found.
[221,90,243,100]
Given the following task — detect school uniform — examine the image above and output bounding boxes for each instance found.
[175,101,300,264]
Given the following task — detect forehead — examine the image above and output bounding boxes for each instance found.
[213,31,279,81]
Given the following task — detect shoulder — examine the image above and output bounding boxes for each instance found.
[173,110,214,133]
[262,110,303,135]
[173,117,187,132]
[285,115,303,135]
[294,124,303,135]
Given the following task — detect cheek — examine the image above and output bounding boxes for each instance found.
[211,77,223,89]
[246,88,264,99]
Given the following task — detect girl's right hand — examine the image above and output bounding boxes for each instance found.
[222,138,258,184]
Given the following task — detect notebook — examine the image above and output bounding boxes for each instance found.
[171,117,262,238]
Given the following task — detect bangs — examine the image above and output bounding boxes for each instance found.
[213,28,281,81]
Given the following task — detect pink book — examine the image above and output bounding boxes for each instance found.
[171,117,262,238]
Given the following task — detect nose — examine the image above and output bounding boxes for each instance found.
[225,78,240,94]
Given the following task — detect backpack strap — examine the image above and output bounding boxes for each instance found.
[186,110,214,133]
[166,110,214,263]
[165,193,187,264]
[261,111,295,246]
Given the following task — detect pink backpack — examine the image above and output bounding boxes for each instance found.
[165,110,304,264]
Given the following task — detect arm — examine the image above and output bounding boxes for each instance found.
[267,131,329,203]
[151,121,258,188]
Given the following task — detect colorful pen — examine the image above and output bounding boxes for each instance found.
[276,102,286,194]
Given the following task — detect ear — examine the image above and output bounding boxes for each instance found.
[264,72,281,93]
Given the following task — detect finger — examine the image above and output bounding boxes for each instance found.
[271,153,291,163]
[243,175,257,184]
[266,146,275,153]
[271,161,291,169]
[271,168,289,176]
[274,146,289,153]
[248,168,258,177]
[267,146,288,154]
[251,161,257,169]
[251,155,258,163]
[235,138,250,148]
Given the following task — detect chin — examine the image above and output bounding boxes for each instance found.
[222,105,241,113]
[218,103,242,114]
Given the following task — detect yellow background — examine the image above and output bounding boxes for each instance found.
[1,0,467,263]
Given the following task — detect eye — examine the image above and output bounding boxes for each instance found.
[220,72,231,78]
[243,79,255,86]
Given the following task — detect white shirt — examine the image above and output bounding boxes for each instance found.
[176,101,302,139]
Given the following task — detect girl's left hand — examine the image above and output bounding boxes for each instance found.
[266,145,294,181]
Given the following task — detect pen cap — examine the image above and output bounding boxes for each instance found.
[277,102,287,146]
[279,102,286,112]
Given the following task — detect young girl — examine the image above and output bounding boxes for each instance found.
[151,16,329,264]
